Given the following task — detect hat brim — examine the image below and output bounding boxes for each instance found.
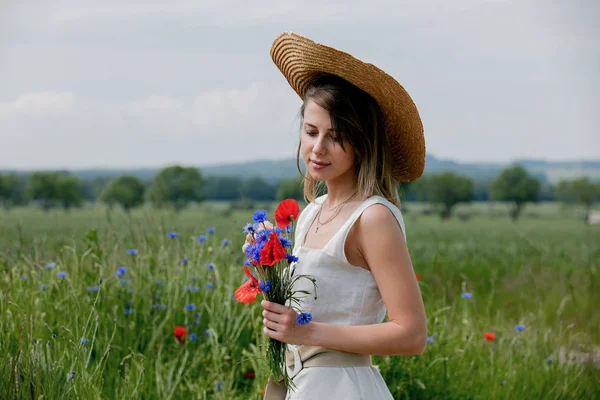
[270,32,425,182]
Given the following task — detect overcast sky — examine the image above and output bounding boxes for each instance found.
[1,0,598,170]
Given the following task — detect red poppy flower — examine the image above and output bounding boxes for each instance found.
[234,265,262,304]
[259,231,288,266]
[244,370,255,379]
[174,326,187,344]
[484,332,496,341]
[274,199,300,228]
[415,273,421,281]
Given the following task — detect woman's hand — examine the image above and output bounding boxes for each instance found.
[261,300,312,345]
[241,221,274,255]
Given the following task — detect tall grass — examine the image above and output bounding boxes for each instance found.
[0,203,598,399]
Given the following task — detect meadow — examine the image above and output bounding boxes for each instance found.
[0,201,599,399]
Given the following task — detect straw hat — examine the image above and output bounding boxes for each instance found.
[270,32,426,182]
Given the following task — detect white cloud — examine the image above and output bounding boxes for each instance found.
[0,82,301,169]
[0,92,75,114]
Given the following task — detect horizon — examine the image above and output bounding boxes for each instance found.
[2,153,600,173]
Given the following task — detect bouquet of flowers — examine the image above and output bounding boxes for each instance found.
[234,199,317,388]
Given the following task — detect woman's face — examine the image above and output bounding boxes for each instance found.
[300,100,356,182]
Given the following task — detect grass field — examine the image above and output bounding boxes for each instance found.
[1,202,599,399]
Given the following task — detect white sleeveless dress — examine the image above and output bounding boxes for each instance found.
[285,194,406,400]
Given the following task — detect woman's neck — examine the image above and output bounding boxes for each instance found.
[324,177,360,206]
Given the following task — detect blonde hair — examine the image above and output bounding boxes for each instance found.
[295,74,401,208]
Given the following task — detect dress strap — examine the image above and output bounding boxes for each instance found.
[327,195,407,262]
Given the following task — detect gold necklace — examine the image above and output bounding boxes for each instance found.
[314,191,357,233]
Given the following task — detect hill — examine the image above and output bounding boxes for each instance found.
[2,155,600,184]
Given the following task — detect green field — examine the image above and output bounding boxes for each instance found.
[1,202,599,399]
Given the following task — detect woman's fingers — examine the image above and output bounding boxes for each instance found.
[241,220,274,255]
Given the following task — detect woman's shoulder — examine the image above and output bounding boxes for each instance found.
[360,195,407,239]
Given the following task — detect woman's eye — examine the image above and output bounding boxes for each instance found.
[305,131,317,136]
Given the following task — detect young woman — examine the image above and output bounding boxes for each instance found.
[252,32,427,399]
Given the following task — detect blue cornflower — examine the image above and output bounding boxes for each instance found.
[87,286,99,292]
[252,210,268,223]
[124,308,134,315]
[258,280,272,292]
[427,336,435,343]
[244,243,256,258]
[21,275,27,281]
[296,312,312,326]
[251,246,263,263]
[191,277,197,283]
[45,262,56,269]
[279,237,292,248]
[545,357,553,364]
[243,223,256,234]
[275,227,284,235]
[115,266,127,277]
[206,283,214,289]
[222,239,231,246]
[128,288,134,294]
[185,304,196,311]
[287,254,299,263]
[461,292,473,300]
[168,232,178,239]
[216,381,223,390]
[182,257,189,265]
[67,371,75,381]
[515,324,526,332]
[120,279,129,285]
[255,229,272,244]
[243,259,252,267]
[57,272,68,279]
[127,249,138,255]
[80,337,89,344]
[197,235,207,243]
[40,284,48,291]
[184,286,200,292]
[286,225,293,233]
[206,227,216,234]
[152,304,167,310]
[204,330,212,337]
[190,333,197,341]
[206,263,215,271]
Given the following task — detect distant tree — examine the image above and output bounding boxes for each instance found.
[148,166,205,211]
[491,165,540,220]
[277,178,304,201]
[555,177,600,222]
[101,175,146,212]
[398,181,415,201]
[412,172,473,219]
[0,174,21,209]
[56,175,85,210]
[242,177,276,201]
[204,176,244,200]
[82,176,114,201]
[26,172,61,210]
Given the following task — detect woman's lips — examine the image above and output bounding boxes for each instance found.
[310,160,330,170]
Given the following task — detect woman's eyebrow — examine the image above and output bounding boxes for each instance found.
[304,122,333,132]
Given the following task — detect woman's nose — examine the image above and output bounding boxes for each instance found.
[312,135,326,155]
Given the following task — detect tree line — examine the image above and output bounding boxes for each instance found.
[0,165,598,221]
